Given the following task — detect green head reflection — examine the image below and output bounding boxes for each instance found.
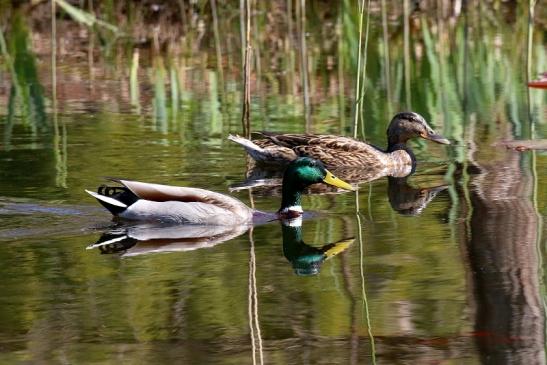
[281,219,354,276]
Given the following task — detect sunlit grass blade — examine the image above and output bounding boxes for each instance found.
[130,49,141,113]
[54,0,119,33]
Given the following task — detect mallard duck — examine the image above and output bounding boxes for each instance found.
[228,112,449,169]
[281,220,354,276]
[86,157,354,224]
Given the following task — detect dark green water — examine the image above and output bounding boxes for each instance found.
[1,1,547,364]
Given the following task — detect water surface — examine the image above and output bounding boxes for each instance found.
[0,1,546,364]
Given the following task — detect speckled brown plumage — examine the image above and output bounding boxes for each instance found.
[229,112,450,169]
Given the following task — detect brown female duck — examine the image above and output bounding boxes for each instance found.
[228,112,450,169]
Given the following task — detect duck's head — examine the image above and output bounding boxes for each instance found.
[283,157,354,191]
[279,157,354,216]
[387,112,450,150]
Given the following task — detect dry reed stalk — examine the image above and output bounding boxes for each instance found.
[381,0,392,114]
[210,0,224,91]
[300,0,311,130]
[241,0,252,138]
[403,0,411,109]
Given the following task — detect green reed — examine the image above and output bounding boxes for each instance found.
[0,1,544,143]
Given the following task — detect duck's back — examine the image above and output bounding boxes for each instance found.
[92,179,254,225]
[255,133,390,168]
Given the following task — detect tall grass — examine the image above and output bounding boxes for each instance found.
[0,1,544,142]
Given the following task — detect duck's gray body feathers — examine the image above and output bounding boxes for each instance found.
[87,179,254,225]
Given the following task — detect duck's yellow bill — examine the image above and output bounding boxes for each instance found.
[323,170,355,191]
[324,238,355,259]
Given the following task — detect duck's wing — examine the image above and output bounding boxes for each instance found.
[228,134,296,164]
[295,136,388,168]
[256,133,388,168]
[256,132,318,148]
[93,179,253,224]
[257,133,380,152]
[118,179,250,214]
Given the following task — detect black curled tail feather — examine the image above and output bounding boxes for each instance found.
[98,185,138,215]
[86,184,139,216]
[98,185,138,206]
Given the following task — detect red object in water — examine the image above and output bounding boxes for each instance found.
[528,72,547,89]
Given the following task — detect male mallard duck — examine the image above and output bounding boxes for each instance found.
[228,112,449,169]
[86,157,354,224]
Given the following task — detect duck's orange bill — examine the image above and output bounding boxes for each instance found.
[323,171,355,191]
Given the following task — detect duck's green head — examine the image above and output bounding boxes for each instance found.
[387,112,450,149]
[283,157,354,191]
[279,157,354,215]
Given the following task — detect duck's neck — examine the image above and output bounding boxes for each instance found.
[387,141,415,157]
[278,181,304,218]
[386,143,417,170]
[387,134,410,152]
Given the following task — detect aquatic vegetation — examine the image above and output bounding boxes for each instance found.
[1,11,47,137]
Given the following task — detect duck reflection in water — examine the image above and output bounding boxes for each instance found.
[232,164,447,216]
[281,219,354,276]
[387,176,447,216]
[88,223,249,256]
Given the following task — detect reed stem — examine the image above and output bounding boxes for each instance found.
[241,0,252,138]
[352,0,365,139]
[337,1,345,133]
[358,0,371,139]
[403,0,411,109]
[380,0,392,114]
[210,0,224,91]
[299,0,311,131]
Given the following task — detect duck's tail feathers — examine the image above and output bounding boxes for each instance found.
[85,189,128,215]
[228,134,268,161]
